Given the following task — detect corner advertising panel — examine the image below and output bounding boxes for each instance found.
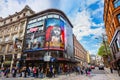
[23,19,45,52]
[64,22,74,58]
[45,18,65,50]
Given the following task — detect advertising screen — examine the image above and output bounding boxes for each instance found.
[24,20,45,51]
[45,18,65,50]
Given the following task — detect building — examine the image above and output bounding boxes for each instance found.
[90,55,96,65]
[22,9,74,72]
[87,51,91,64]
[73,35,87,66]
[0,5,34,70]
[104,0,120,75]
[95,55,103,66]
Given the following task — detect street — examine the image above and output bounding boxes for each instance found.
[0,67,120,80]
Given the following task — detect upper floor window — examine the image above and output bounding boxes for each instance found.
[0,37,2,42]
[14,26,19,31]
[8,44,13,52]
[114,0,120,8]
[17,16,20,19]
[115,38,120,52]
[23,13,26,16]
[10,18,12,22]
[12,34,18,41]
[5,36,10,42]
[1,46,6,52]
[117,14,120,22]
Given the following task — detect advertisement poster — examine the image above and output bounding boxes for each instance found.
[45,18,65,50]
[24,20,45,51]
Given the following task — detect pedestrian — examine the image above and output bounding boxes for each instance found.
[12,67,17,77]
[85,67,88,76]
[110,66,113,73]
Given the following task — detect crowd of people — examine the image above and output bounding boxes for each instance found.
[0,65,92,78]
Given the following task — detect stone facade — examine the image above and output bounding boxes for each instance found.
[0,5,34,68]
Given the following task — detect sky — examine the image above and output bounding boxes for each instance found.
[0,0,105,55]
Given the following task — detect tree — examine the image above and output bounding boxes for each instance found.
[97,41,110,56]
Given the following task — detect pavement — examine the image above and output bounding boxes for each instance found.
[104,68,120,80]
[0,68,120,80]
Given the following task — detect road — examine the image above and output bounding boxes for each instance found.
[0,67,120,80]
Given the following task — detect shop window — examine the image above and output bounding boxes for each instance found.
[114,0,120,8]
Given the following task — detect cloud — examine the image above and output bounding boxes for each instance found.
[71,9,104,41]
[0,0,51,18]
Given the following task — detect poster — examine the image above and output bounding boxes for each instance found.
[45,18,65,50]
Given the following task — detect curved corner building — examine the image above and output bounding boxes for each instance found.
[22,9,74,69]
[104,0,120,75]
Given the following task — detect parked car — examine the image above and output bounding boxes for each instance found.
[90,65,95,69]
[99,64,104,70]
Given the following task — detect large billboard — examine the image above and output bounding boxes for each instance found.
[45,18,65,50]
[23,20,45,51]
[23,18,65,52]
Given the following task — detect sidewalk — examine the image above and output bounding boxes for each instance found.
[105,68,120,80]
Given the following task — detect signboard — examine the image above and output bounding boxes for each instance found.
[45,18,65,50]
[24,19,45,51]
[43,55,51,61]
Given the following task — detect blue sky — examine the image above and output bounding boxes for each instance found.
[0,0,104,55]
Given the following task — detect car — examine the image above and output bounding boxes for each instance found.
[90,65,95,69]
[98,64,104,70]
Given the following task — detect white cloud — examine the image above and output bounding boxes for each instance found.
[0,0,51,18]
[71,9,104,41]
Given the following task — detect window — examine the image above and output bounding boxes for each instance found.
[48,14,53,18]
[1,46,6,52]
[4,21,6,24]
[0,37,2,42]
[12,34,18,41]
[114,0,120,8]
[23,13,26,16]
[115,39,120,52]
[5,36,10,42]
[117,14,120,22]
[10,18,12,22]
[14,26,19,31]
[17,16,20,19]
[8,44,13,52]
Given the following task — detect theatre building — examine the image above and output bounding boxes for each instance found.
[22,9,74,71]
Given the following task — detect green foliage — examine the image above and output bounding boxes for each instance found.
[97,41,110,56]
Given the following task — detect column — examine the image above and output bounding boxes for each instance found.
[10,54,14,73]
